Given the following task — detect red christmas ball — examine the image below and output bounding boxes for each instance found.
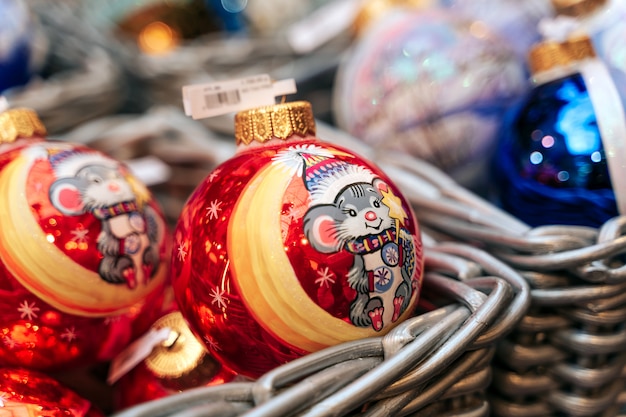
[172,101,424,378]
[0,367,105,416]
[0,108,171,371]
[113,310,237,410]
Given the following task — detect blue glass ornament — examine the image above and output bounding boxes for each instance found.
[552,0,626,112]
[493,37,622,227]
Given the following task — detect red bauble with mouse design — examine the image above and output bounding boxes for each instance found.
[172,101,424,378]
[0,108,170,371]
[0,367,105,417]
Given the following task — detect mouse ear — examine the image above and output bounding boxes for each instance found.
[307,214,341,253]
[49,179,85,216]
[373,177,389,194]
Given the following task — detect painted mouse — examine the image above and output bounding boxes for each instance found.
[48,149,161,290]
[294,147,418,331]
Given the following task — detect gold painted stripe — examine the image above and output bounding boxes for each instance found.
[229,161,379,353]
[0,148,166,317]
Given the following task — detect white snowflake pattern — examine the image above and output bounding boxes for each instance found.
[207,169,221,183]
[177,241,188,261]
[286,205,301,221]
[3,336,16,349]
[60,327,78,342]
[203,336,222,352]
[206,200,223,220]
[315,267,336,288]
[209,287,228,310]
[0,393,7,407]
[70,228,89,243]
[17,300,39,321]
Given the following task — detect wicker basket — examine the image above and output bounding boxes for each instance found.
[63,112,626,416]
[380,144,626,417]
[10,3,626,414]
[57,111,528,416]
[105,242,529,417]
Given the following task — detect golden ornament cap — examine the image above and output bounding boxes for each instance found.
[144,312,207,378]
[0,108,46,144]
[528,35,596,75]
[551,0,607,17]
[234,101,316,146]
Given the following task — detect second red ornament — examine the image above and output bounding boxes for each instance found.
[0,108,171,371]
[172,101,424,378]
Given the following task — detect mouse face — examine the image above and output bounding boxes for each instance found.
[75,165,135,209]
[332,182,394,242]
[49,163,136,216]
[303,179,394,253]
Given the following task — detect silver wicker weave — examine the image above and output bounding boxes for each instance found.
[9,2,626,414]
[58,111,528,416]
[105,241,529,417]
[379,141,626,416]
[68,113,626,416]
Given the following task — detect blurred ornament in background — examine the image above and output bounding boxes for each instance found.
[351,0,436,36]
[493,35,624,227]
[0,0,37,92]
[81,0,224,56]
[333,7,526,192]
[550,0,626,110]
[0,107,171,371]
[0,367,105,417]
[441,0,554,62]
[204,0,247,33]
[113,310,237,410]
[172,100,424,378]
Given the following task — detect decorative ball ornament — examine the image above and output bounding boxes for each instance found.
[493,35,623,227]
[114,311,237,410]
[172,101,424,378]
[441,0,554,61]
[0,108,170,370]
[333,7,526,190]
[550,0,626,111]
[0,367,105,417]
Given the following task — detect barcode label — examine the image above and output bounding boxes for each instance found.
[204,89,241,109]
[182,74,297,120]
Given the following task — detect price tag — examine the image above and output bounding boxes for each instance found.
[107,326,172,384]
[182,74,297,120]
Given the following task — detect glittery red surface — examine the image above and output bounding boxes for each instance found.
[0,138,170,371]
[0,367,105,416]
[113,354,237,411]
[172,138,423,378]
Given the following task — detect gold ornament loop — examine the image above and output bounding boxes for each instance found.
[529,35,596,75]
[0,109,47,144]
[144,311,207,378]
[234,101,316,146]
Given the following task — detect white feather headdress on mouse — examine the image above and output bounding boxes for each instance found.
[272,143,377,205]
[47,148,119,178]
